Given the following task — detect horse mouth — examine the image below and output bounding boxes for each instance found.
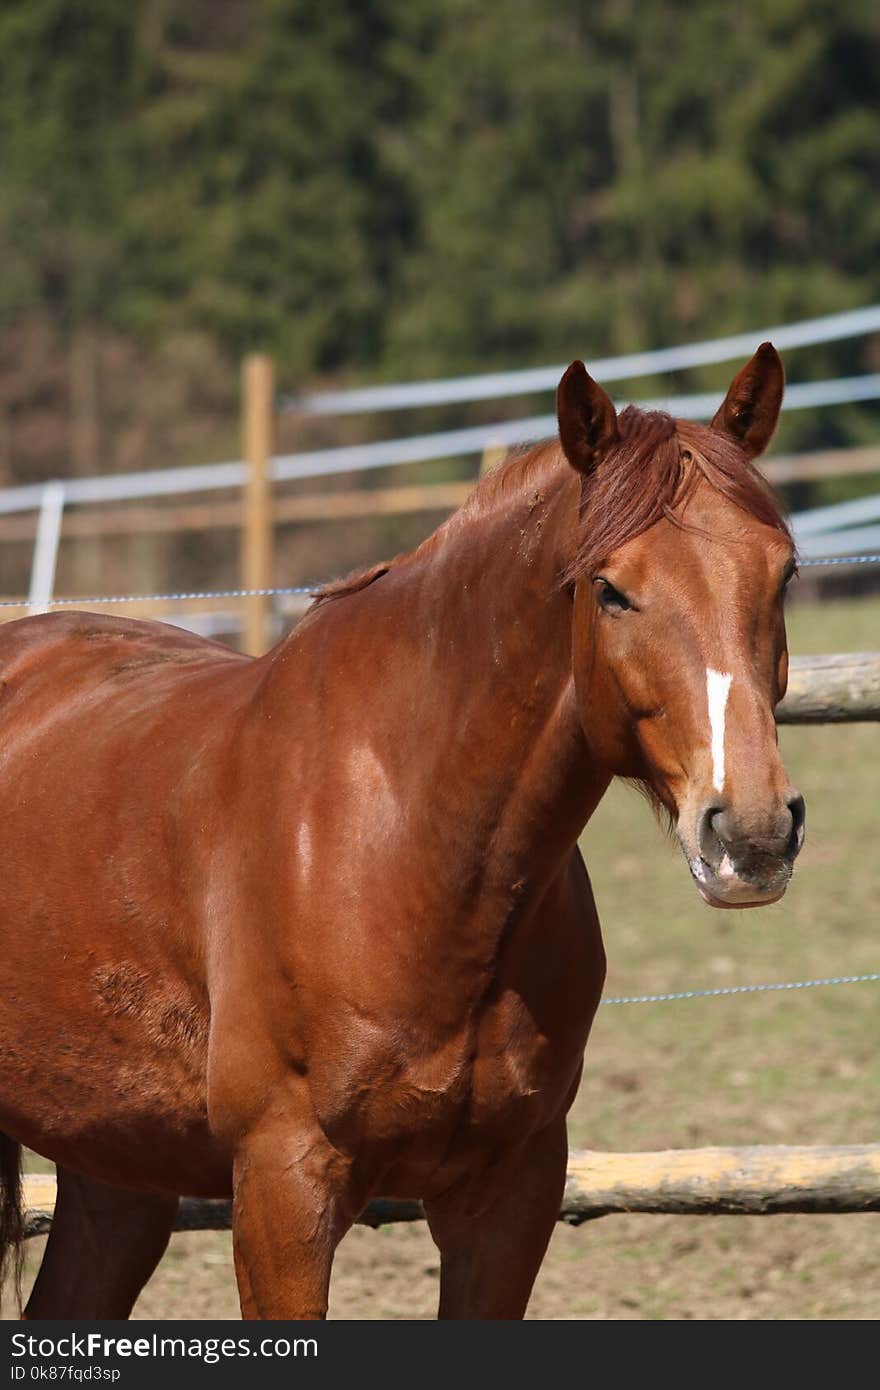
[687,855,790,911]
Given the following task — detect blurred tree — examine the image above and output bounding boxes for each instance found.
[0,0,140,477]
[0,0,877,470]
[121,0,417,378]
[386,0,880,433]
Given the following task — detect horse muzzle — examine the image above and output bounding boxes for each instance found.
[679,791,806,910]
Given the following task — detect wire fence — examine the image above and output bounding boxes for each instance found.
[602,973,880,1006]
[0,551,878,612]
[0,585,317,610]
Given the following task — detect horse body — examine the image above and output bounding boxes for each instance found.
[0,468,604,1227]
[0,347,804,1318]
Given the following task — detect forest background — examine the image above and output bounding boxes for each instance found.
[1,0,878,594]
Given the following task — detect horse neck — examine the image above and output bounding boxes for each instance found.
[284,454,609,889]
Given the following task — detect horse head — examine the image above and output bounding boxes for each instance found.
[558,344,804,908]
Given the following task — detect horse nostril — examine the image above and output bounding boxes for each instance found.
[786,792,806,859]
[697,802,729,869]
[697,794,804,873]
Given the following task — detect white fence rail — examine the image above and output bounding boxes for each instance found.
[789,492,880,562]
[1,308,879,613]
[2,371,879,525]
[284,303,880,415]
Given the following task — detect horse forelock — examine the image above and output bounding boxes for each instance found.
[562,405,791,584]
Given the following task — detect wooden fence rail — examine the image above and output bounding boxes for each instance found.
[775,652,880,723]
[21,1145,880,1239]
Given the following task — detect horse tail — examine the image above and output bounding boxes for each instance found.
[0,1132,24,1314]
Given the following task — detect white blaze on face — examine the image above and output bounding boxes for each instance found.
[706,668,733,794]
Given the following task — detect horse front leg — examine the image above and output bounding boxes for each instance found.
[423,1121,568,1320]
[232,1117,357,1320]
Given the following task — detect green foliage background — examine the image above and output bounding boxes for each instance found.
[0,0,878,486]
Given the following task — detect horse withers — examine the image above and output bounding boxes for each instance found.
[0,344,803,1318]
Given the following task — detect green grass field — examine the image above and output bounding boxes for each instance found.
[9,594,880,1319]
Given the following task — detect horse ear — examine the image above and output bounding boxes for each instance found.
[711,342,784,458]
[557,361,619,476]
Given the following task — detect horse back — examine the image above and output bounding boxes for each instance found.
[0,608,246,682]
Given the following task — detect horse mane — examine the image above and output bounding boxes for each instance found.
[311,406,791,605]
[311,560,394,604]
[309,444,560,606]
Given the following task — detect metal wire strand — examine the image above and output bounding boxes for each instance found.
[799,554,880,567]
[601,972,880,1006]
[0,585,316,609]
[1,553,878,610]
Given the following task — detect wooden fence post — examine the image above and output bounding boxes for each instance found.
[241,354,275,655]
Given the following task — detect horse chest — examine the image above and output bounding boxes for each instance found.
[467,990,581,1132]
[313,986,582,1171]
[301,876,601,1165]
[419,1009,556,1121]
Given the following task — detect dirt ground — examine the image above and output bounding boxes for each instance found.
[7,595,880,1319]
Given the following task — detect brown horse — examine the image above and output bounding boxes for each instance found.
[0,345,803,1320]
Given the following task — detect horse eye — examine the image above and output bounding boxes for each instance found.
[595,578,631,613]
[781,561,797,595]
